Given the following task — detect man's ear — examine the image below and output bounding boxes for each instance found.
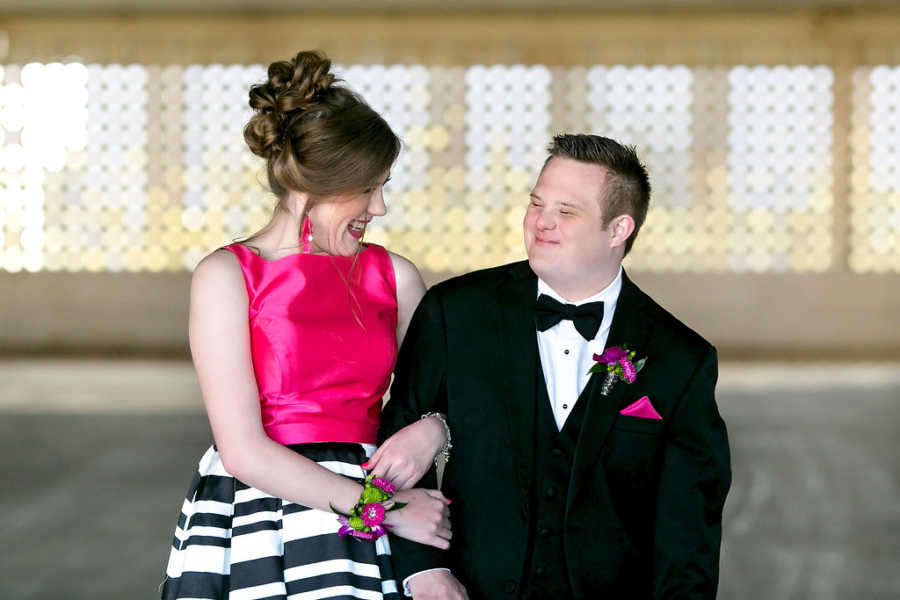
[608,215,636,249]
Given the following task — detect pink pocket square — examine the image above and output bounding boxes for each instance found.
[619,396,662,420]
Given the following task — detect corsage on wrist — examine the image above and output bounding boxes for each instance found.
[332,474,405,541]
[422,411,452,465]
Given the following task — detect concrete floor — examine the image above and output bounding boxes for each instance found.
[1,360,899,600]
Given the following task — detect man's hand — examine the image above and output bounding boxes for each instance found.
[409,569,469,600]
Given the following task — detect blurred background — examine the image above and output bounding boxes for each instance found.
[1,1,898,599]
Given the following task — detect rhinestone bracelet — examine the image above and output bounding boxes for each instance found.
[421,411,453,465]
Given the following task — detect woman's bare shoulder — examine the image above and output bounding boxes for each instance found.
[385,250,422,283]
[191,248,246,298]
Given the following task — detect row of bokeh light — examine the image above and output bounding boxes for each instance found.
[0,62,898,273]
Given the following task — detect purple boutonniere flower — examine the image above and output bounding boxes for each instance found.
[589,345,647,395]
[620,357,637,383]
[595,346,629,364]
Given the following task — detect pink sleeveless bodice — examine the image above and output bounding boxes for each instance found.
[222,242,398,445]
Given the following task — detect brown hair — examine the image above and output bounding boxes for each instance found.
[243,50,401,201]
[546,134,651,256]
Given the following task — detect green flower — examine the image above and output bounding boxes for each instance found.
[349,516,366,530]
[360,486,388,504]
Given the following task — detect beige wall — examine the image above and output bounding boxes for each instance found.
[4,270,899,360]
[2,9,899,359]
[5,11,900,66]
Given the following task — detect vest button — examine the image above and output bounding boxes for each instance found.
[535,566,547,577]
[539,527,550,536]
[503,579,517,593]
[545,486,556,498]
[551,447,562,457]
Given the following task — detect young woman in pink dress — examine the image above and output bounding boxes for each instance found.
[161,50,450,600]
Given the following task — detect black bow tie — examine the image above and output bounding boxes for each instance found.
[534,294,605,341]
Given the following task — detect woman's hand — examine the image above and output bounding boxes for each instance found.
[365,416,446,489]
[384,488,452,550]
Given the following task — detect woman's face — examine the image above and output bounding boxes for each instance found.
[306,173,390,256]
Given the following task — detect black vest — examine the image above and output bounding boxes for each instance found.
[521,361,597,599]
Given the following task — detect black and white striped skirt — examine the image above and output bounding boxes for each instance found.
[161,442,400,600]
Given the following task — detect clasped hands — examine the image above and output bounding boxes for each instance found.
[365,417,452,549]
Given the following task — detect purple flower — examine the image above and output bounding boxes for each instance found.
[343,523,387,541]
[361,503,386,527]
[594,347,628,364]
[350,528,378,540]
[371,477,396,494]
[619,358,637,383]
[337,513,387,541]
[337,516,354,537]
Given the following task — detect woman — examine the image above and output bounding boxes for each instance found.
[162,51,449,600]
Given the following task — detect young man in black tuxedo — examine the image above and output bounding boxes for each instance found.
[379,134,732,599]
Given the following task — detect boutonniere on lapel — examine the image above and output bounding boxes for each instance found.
[589,345,647,396]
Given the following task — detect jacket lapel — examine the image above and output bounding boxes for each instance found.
[495,261,539,493]
[568,270,654,507]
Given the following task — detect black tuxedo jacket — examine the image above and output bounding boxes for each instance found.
[379,262,731,599]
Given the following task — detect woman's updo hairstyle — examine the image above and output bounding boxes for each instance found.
[244,50,401,200]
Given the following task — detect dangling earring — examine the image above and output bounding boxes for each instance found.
[301,215,313,253]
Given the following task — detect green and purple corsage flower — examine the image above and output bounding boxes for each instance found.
[333,474,403,541]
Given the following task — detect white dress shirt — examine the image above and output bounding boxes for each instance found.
[536,267,623,430]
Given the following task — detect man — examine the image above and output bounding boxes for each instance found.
[380,134,731,599]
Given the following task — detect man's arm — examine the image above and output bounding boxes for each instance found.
[652,346,732,599]
[380,287,453,581]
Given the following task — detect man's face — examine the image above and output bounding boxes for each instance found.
[524,157,621,295]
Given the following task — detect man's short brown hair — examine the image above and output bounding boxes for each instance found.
[545,134,651,255]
